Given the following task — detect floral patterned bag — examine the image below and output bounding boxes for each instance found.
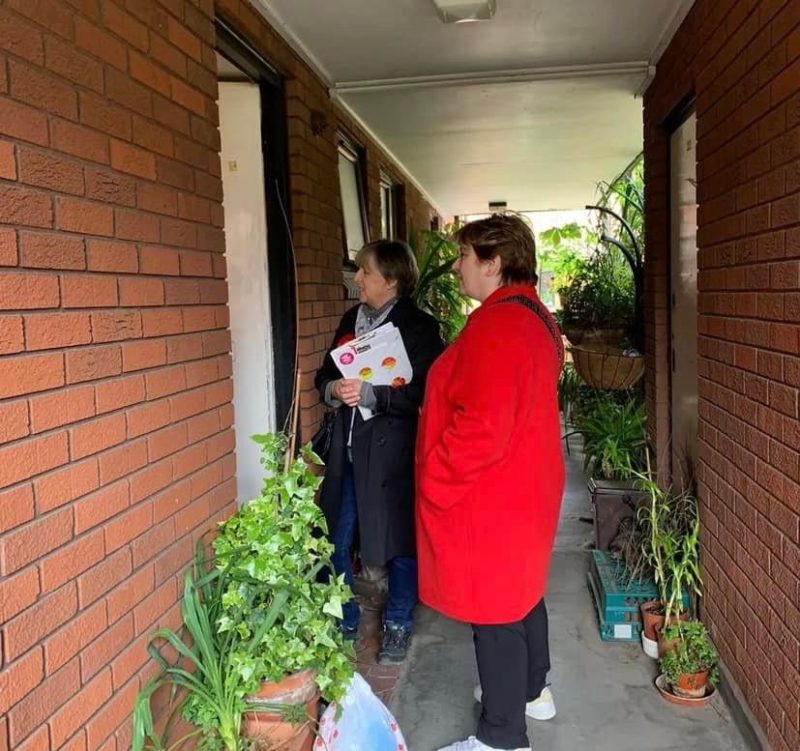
[315,674,407,751]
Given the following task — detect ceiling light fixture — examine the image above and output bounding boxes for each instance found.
[432,0,496,24]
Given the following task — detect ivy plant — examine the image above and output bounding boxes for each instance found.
[212,434,354,704]
[132,434,354,751]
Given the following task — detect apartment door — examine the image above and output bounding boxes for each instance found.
[219,81,276,504]
[669,111,698,489]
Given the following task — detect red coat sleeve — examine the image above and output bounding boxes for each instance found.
[419,308,532,510]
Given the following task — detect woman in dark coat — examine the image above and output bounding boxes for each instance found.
[315,239,444,663]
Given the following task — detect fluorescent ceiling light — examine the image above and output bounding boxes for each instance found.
[432,0,497,23]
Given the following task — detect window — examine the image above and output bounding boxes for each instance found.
[337,136,368,262]
[380,172,399,240]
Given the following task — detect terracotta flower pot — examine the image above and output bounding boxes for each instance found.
[241,669,319,751]
[655,674,715,707]
[640,600,664,641]
[672,670,709,699]
[655,612,690,657]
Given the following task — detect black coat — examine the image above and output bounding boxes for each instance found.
[315,298,444,566]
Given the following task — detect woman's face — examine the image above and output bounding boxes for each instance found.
[453,244,500,302]
[354,253,397,308]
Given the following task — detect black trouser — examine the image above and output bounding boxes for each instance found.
[472,598,550,750]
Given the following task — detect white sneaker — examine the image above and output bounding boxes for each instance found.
[473,685,556,721]
[435,737,530,751]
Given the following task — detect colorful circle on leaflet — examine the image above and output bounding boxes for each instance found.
[359,367,373,380]
[381,356,397,370]
[391,376,406,388]
[339,351,355,365]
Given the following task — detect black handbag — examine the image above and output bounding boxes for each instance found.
[311,411,336,462]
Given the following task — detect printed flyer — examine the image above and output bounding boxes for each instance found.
[331,323,412,419]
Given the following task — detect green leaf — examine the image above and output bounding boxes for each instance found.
[322,596,343,619]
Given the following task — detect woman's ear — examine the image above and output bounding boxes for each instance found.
[485,255,502,279]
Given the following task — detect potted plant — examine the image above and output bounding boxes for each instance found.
[586,152,645,352]
[561,252,644,390]
[133,434,354,751]
[559,250,636,349]
[658,620,719,700]
[557,156,646,389]
[579,396,646,481]
[411,224,469,343]
[637,464,701,658]
[575,393,648,551]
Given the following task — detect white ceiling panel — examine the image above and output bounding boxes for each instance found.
[341,75,643,215]
[253,0,693,214]
[259,0,689,81]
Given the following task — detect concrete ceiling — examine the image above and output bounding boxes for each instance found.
[254,0,694,216]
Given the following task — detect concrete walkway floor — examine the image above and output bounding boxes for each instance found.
[391,442,754,751]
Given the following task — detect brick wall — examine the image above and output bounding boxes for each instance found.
[0,1,440,750]
[644,1,800,748]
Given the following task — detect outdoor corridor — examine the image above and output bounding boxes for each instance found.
[388,442,755,751]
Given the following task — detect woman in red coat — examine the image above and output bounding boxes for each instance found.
[416,214,565,751]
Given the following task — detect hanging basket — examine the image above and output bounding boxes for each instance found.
[570,345,644,390]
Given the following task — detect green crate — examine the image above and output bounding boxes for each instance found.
[586,571,641,641]
[588,551,690,642]
[591,550,657,611]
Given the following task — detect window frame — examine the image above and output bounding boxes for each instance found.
[380,171,400,240]
[337,133,369,264]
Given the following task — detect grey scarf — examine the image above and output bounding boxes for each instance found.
[355,297,398,337]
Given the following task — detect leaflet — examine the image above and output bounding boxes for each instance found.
[330,323,412,420]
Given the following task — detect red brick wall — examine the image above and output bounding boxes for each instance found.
[644,1,799,748]
[0,2,237,749]
[0,2,439,750]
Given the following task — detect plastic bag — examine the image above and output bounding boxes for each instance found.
[315,673,407,750]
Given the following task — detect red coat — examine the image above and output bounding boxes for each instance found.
[415,285,565,624]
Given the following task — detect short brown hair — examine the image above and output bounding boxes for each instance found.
[454,213,536,284]
[355,240,419,297]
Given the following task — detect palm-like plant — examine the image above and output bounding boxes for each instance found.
[578,397,647,480]
[410,226,469,343]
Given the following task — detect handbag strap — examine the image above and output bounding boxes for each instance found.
[497,294,565,368]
